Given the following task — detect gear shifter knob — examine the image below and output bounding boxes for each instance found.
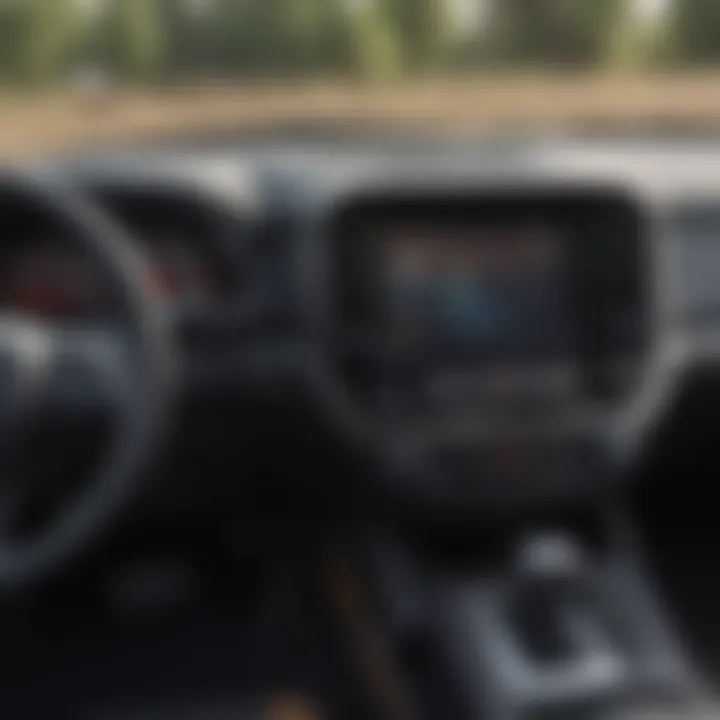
[516,533,585,580]
[508,534,597,663]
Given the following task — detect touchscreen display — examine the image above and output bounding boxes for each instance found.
[382,225,570,363]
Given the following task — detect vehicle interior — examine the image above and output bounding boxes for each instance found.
[1,131,720,719]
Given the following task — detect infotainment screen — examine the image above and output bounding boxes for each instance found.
[382,225,571,364]
[333,190,646,406]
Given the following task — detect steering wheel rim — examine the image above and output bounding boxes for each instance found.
[0,169,175,591]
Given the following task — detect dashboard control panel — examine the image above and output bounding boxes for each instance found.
[324,188,650,509]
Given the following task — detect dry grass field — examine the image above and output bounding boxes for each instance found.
[4,73,720,158]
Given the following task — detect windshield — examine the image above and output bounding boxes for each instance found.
[1,0,719,156]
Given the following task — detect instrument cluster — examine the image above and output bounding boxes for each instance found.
[0,191,229,321]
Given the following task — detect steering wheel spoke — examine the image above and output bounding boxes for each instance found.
[0,313,134,416]
[47,325,135,413]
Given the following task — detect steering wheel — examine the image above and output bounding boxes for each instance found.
[0,170,174,591]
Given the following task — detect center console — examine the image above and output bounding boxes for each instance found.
[326,187,651,512]
[357,527,708,720]
[318,183,704,719]
[434,534,704,720]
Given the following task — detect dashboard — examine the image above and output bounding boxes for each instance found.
[0,186,238,321]
[318,187,651,510]
[2,138,719,522]
[3,138,720,720]
[332,190,646,401]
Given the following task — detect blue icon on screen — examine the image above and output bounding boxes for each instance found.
[435,280,508,339]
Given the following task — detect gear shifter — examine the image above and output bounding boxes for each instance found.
[434,533,704,720]
[507,534,598,664]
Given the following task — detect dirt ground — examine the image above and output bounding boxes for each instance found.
[4,73,720,158]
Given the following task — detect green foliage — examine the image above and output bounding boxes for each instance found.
[4,0,720,88]
[483,0,625,70]
[606,3,677,73]
[606,2,651,72]
[652,16,681,70]
[24,0,80,84]
[293,0,357,76]
[159,0,215,78]
[670,0,720,66]
[209,0,354,79]
[213,0,274,76]
[388,0,452,73]
[99,0,167,82]
[315,0,358,76]
[0,1,27,84]
[0,0,79,86]
[350,0,403,80]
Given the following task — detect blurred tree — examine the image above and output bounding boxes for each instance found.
[261,0,332,75]
[0,1,28,84]
[23,0,79,84]
[388,0,452,73]
[606,1,652,71]
[1,0,681,88]
[159,0,216,78]
[316,0,357,75]
[669,0,720,66]
[0,0,79,86]
[605,0,675,72]
[279,0,355,76]
[209,0,248,75]
[211,0,354,79]
[99,0,167,82]
[483,0,625,70]
[213,0,283,77]
[349,0,403,80]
